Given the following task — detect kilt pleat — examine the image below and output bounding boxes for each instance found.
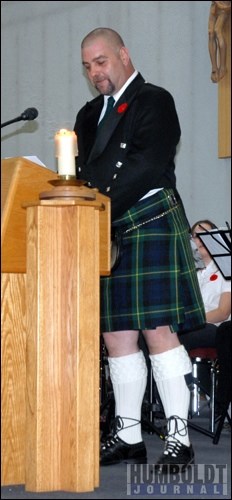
[100,188,205,333]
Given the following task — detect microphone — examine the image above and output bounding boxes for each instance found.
[1,107,39,128]
[20,107,38,120]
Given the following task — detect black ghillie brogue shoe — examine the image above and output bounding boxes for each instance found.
[153,415,194,474]
[100,434,147,465]
[100,416,147,466]
[154,439,194,474]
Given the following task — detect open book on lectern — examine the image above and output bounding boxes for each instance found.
[197,226,231,280]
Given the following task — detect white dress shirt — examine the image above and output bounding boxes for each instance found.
[197,260,231,326]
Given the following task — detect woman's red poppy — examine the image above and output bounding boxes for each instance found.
[210,274,218,281]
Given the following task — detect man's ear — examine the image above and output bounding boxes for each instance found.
[119,46,130,66]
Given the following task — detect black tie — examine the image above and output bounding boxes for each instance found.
[99,96,115,126]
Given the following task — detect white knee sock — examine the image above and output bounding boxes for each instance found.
[150,345,192,447]
[108,350,148,444]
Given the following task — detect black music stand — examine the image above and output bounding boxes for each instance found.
[197,225,231,280]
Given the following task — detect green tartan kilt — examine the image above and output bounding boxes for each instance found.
[100,188,205,333]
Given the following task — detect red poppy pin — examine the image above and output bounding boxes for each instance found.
[210,274,218,281]
[117,103,128,114]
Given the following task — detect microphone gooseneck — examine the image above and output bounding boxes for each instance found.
[1,107,39,128]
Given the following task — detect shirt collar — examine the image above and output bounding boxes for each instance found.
[103,70,138,106]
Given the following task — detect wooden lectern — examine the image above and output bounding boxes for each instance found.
[1,157,111,492]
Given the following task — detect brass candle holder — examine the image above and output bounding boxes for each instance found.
[39,176,96,200]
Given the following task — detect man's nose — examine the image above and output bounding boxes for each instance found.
[89,65,100,79]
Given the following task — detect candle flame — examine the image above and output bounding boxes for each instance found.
[58,129,71,135]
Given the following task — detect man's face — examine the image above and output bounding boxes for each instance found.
[82,37,128,95]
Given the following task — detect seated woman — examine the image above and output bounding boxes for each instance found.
[179,219,231,350]
[179,219,231,413]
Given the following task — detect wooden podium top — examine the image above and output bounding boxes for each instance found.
[1,157,111,274]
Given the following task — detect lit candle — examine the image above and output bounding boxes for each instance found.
[55,129,78,176]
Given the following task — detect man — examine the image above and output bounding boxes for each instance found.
[74,28,205,473]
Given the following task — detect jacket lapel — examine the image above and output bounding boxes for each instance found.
[87,73,145,164]
[81,97,103,159]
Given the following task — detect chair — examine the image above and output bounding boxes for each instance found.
[188,347,231,444]
[189,347,218,430]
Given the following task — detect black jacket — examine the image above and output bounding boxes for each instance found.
[74,73,181,221]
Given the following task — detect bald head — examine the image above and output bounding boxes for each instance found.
[81,28,135,95]
[81,28,125,51]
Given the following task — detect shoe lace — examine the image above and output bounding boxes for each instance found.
[166,415,188,438]
[163,438,183,457]
[101,415,141,450]
[101,433,120,451]
[160,416,190,457]
[111,415,141,434]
